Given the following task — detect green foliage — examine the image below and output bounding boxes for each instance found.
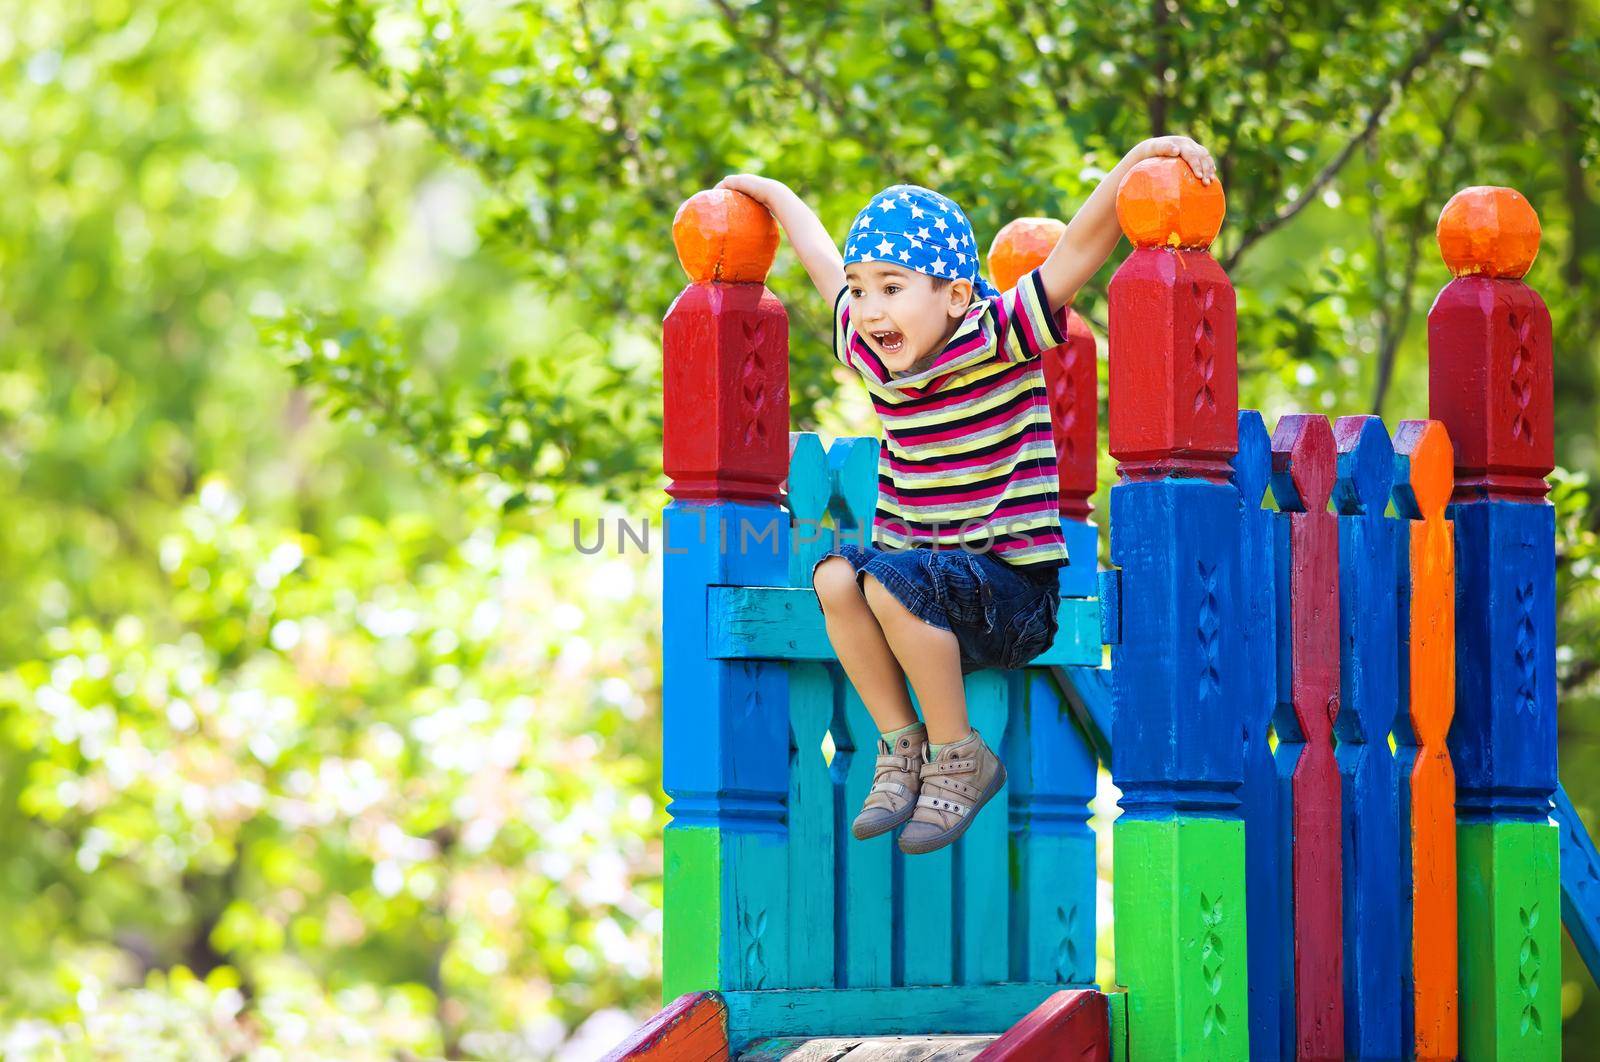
[7,0,1600,1055]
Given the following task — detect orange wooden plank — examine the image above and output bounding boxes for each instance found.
[1395,420,1459,1061]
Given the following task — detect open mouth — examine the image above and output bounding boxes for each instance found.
[871,330,905,355]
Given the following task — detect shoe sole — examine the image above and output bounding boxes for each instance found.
[898,760,1008,855]
[851,803,915,841]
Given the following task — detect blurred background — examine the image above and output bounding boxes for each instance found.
[2,0,1599,1057]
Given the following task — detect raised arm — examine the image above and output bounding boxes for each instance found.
[716,175,844,302]
[1035,136,1217,312]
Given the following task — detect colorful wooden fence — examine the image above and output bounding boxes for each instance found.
[657,198,1108,1053]
[631,173,1585,1060]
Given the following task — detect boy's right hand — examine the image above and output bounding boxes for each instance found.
[710,175,844,302]
[715,174,787,208]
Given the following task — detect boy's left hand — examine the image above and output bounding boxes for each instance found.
[1137,135,1217,185]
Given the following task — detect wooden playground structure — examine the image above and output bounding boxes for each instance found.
[605,165,1600,1060]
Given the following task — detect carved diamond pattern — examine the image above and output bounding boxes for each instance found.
[1197,561,1222,701]
[1515,581,1537,717]
[741,318,769,448]
[1509,311,1535,446]
[1191,281,1217,414]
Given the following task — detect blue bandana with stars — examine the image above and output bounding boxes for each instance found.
[843,185,1000,301]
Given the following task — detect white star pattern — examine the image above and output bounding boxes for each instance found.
[875,237,895,256]
[934,217,949,232]
[909,204,925,219]
[931,256,948,274]
[961,233,970,247]
[946,235,959,249]
[898,249,911,261]
[877,199,897,215]
[909,238,923,249]
[957,252,967,264]
[916,227,931,240]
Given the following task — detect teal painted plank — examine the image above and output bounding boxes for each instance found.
[839,683,894,987]
[720,983,1091,1051]
[785,662,836,988]
[957,670,1013,985]
[900,687,955,986]
[784,432,833,590]
[1009,671,1098,984]
[710,588,1102,666]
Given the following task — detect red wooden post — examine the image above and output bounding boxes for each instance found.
[1271,414,1345,1059]
[600,991,729,1061]
[664,190,790,503]
[1108,160,1237,480]
[1429,184,1559,1058]
[988,217,1099,521]
[975,989,1111,1062]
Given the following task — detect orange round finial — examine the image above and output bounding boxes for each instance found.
[988,217,1066,291]
[1436,186,1541,279]
[1115,156,1226,250]
[672,189,780,283]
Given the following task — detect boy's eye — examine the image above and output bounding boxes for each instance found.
[849,288,863,298]
[884,285,900,295]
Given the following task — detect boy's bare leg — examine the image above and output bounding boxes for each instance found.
[813,558,919,732]
[860,573,969,745]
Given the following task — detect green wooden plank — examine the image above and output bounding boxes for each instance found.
[720,983,1090,1051]
[787,662,836,988]
[1458,820,1561,1060]
[1109,990,1129,1062]
[664,825,722,1003]
[957,670,1013,985]
[710,588,1102,666]
[1113,816,1249,1061]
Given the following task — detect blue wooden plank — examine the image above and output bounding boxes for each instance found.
[1107,477,1246,817]
[785,662,836,988]
[1554,782,1600,982]
[1331,415,1404,1059]
[1060,516,1101,599]
[957,670,1014,985]
[662,501,793,992]
[720,982,1094,1051]
[1007,670,1098,984]
[837,683,894,988]
[1051,664,1112,765]
[1232,409,1283,1061]
[708,588,1103,667]
[1447,500,1559,822]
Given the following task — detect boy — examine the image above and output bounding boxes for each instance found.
[717,135,1216,856]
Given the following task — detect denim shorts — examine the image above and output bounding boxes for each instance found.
[812,543,1062,673]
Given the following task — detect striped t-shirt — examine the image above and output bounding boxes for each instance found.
[832,266,1069,571]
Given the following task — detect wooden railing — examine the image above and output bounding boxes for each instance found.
[634,172,1580,1061]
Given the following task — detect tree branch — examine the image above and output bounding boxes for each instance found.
[1222,11,1468,271]
[711,0,863,137]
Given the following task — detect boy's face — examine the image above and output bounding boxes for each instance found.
[845,263,974,374]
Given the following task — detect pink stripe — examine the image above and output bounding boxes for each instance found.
[893,474,1058,509]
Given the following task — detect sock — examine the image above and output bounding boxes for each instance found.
[882,721,924,749]
[927,728,974,761]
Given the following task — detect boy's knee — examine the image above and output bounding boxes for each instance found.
[812,556,863,611]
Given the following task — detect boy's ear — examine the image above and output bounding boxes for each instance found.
[945,277,974,317]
